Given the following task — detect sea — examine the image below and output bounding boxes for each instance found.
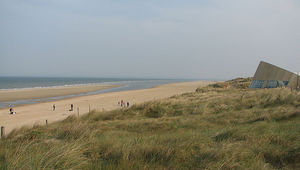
[0,76,195,108]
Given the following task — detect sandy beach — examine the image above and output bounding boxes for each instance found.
[0,81,212,134]
[0,84,120,102]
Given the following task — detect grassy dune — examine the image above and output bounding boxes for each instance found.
[0,78,299,169]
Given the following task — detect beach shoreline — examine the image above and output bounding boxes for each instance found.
[0,81,213,134]
[0,84,122,107]
[0,79,195,109]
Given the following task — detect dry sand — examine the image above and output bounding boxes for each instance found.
[0,81,212,134]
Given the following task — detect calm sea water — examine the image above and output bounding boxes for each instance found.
[0,77,194,108]
[0,77,145,90]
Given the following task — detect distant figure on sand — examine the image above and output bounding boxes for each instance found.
[70,104,74,111]
[121,100,124,107]
[9,108,16,115]
[53,104,56,111]
[127,102,130,107]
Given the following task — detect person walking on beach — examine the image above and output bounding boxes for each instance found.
[9,108,16,115]
[127,102,130,107]
[70,104,73,111]
[53,104,56,111]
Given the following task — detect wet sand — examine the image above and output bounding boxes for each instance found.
[0,81,213,134]
[0,84,120,102]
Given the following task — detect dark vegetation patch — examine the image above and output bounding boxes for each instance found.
[214,130,233,142]
[247,117,268,124]
[274,112,300,121]
[264,148,300,169]
[0,154,8,170]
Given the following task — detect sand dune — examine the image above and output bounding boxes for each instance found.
[0,81,212,134]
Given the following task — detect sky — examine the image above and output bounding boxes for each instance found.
[0,0,299,80]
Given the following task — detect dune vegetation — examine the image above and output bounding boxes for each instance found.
[0,78,299,169]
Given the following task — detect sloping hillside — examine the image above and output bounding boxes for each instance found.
[0,78,299,169]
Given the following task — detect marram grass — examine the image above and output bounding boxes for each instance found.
[0,78,299,169]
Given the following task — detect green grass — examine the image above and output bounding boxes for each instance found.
[0,78,299,169]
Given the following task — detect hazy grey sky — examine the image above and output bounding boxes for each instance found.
[0,0,299,80]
